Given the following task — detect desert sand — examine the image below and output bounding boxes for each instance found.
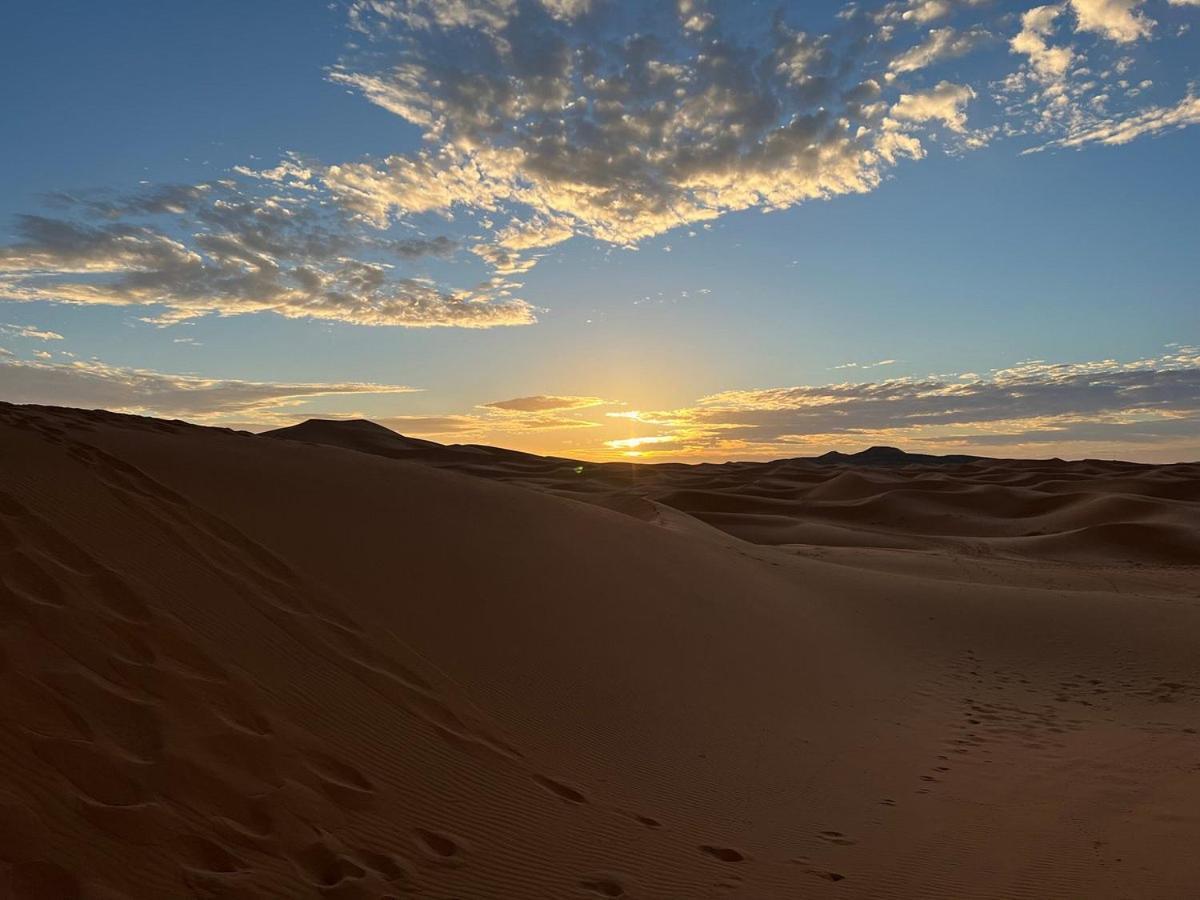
[1,402,1199,899]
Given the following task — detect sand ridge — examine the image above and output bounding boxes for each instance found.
[269,418,1200,566]
[1,403,1198,898]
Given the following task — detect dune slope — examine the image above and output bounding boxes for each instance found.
[2,403,1199,898]
[267,420,1200,566]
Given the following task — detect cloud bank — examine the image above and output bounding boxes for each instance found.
[598,348,1200,460]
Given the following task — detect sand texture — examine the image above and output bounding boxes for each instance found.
[2,404,1199,898]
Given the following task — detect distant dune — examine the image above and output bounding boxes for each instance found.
[267,418,1200,566]
[2,403,1199,898]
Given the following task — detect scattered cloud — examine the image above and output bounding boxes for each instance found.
[482,394,605,412]
[832,358,898,370]
[888,26,991,74]
[1035,91,1200,148]
[588,348,1200,460]
[0,356,418,423]
[5,347,1197,461]
[874,0,990,26]
[316,0,996,280]
[0,183,534,329]
[998,1,1181,147]
[372,414,484,435]
[0,323,64,341]
[1,0,1196,332]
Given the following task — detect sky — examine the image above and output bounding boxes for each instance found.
[1,0,1197,462]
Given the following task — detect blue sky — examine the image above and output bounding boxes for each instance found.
[1,0,1197,461]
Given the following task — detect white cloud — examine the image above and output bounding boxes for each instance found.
[889,80,977,131]
[1011,5,1075,82]
[482,394,606,412]
[319,1,992,273]
[4,0,1197,333]
[0,184,535,328]
[600,348,1200,459]
[888,26,990,73]
[538,0,590,19]
[833,358,899,370]
[0,323,64,341]
[1069,0,1155,43]
[1041,91,1200,147]
[875,0,990,25]
[0,356,419,422]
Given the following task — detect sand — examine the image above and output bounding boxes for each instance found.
[2,404,1199,899]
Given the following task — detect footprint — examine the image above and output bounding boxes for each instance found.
[292,839,368,887]
[298,748,372,801]
[700,845,745,863]
[580,875,625,896]
[413,828,464,864]
[177,834,246,874]
[351,846,413,885]
[818,831,856,846]
[534,775,587,804]
[808,869,846,882]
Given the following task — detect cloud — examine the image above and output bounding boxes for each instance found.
[4,0,1196,332]
[999,3,1163,144]
[595,348,1200,459]
[0,181,534,329]
[1040,91,1200,147]
[832,358,898,370]
[1069,0,1155,43]
[888,26,990,73]
[874,0,990,25]
[1010,5,1075,82]
[482,394,605,412]
[318,0,988,274]
[372,414,485,435]
[0,323,64,341]
[0,356,418,422]
[347,396,614,440]
[888,80,976,131]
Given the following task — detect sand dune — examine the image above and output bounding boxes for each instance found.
[2,404,1199,898]
[268,419,1200,566]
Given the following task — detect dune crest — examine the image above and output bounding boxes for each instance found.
[269,418,1200,566]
